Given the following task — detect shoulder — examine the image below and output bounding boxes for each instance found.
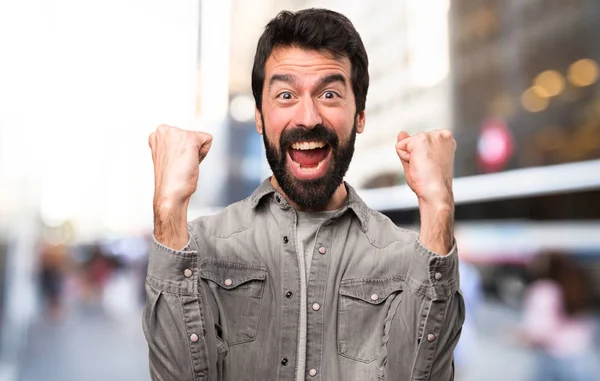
[189,196,258,239]
[361,207,418,249]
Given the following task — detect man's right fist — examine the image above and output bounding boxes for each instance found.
[148,125,213,209]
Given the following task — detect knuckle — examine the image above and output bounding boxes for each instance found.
[416,132,428,142]
[441,129,453,138]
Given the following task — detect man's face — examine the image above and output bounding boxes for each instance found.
[256,46,366,209]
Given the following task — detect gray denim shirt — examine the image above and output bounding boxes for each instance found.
[143,179,465,381]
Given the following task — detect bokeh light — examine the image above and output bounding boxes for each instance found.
[568,58,599,87]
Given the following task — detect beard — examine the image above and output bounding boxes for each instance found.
[262,115,356,210]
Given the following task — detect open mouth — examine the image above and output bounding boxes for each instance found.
[287,140,332,179]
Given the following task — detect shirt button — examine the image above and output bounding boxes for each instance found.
[281,358,288,366]
[318,246,327,255]
[190,334,199,343]
[370,293,379,302]
[283,236,289,244]
[275,195,281,203]
[183,269,193,278]
[224,279,233,286]
[285,291,293,299]
[312,303,321,311]
[427,333,436,342]
[434,272,443,280]
[309,368,317,377]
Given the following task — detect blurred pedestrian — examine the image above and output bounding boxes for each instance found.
[82,244,115,306]
[38,241,68,321]
[519,251,599,381]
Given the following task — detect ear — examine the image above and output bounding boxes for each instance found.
[255,108,263,135]
[355,110,366,134]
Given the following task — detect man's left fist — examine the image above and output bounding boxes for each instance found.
[395,129,456,205]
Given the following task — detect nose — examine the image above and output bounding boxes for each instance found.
[293,96,323,129]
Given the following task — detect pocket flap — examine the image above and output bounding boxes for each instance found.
[339,278,404,305]
[200,260,267,290]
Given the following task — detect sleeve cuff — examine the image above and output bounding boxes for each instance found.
[146,234,198,295]
[414,238,460,301]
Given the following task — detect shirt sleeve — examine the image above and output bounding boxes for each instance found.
[387,237,465,380]
[415,238,460,300]
[142,225,213,381]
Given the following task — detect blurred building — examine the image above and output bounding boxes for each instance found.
[449,0,600,177]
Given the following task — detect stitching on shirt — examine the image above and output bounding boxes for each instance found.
[177,294,200,381]
[409,299,431,380]
[197,198,258,239]
[147,274,196,296]
[357,220,415,250]
[153,238,198,256]
[199,259,267,271]
[380,292,403,375]
[422,300,448,380]
[339,276,406,284]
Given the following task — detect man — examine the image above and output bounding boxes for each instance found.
[144,8,464,381]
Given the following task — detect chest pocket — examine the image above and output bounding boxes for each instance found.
[337,278,404,363]
[200,260,267,346]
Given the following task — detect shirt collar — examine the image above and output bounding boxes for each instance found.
[250,177,370,231]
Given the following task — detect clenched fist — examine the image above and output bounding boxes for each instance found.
[149,125,212,206]
[396,130,456,255]
[395,129,456,205]
[148,124,212,249]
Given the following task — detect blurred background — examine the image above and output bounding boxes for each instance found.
[1,0,599,380]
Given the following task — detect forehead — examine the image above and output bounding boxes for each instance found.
[265,46,351,85]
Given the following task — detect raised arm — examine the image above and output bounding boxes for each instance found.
[148,124,213,249]
[395,129,456,255]
[144,125,217,381]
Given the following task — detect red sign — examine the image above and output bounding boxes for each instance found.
[477,118,514,172]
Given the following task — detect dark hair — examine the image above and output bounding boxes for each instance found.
[251,8,369,114]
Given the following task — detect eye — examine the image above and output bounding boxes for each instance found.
[277,91,293,100]
[322,91,339,99]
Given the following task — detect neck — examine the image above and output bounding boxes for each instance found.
[269,176,347,212]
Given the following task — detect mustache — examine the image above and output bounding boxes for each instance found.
[280,125,339,151]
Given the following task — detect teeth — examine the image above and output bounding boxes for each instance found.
[291,141,326,150]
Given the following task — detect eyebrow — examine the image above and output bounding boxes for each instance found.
[316,74,347,90]
[269,74,298,91]
[268,73,348,92]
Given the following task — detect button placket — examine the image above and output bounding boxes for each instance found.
[414,299,447,378]
[306,224,333,380]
